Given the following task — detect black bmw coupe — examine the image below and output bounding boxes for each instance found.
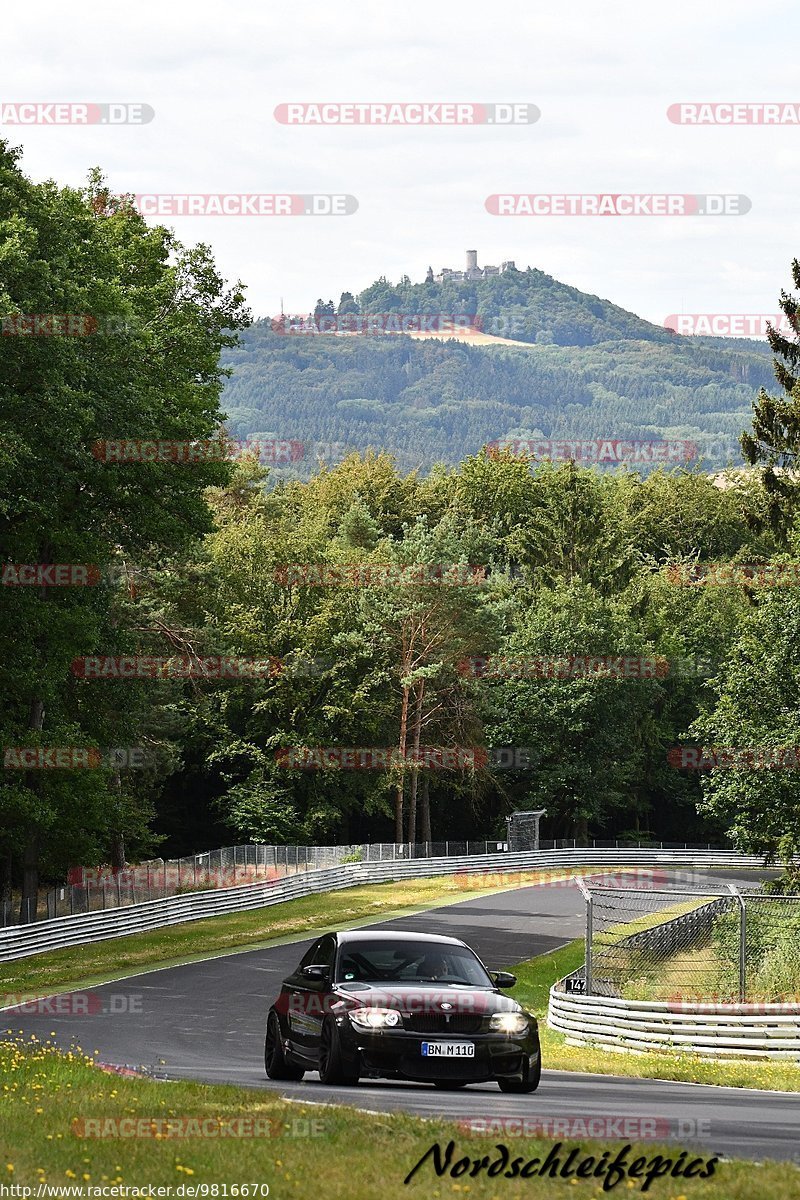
[264,929,541,1091]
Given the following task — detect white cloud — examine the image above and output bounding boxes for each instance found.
[3,0,797,323]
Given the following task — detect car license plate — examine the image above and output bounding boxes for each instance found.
[421,1041,475,1058]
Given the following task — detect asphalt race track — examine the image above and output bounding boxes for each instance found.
[4,868,799,1163]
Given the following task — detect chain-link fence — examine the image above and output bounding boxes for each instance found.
[3,839,508,926]
[569,883,800,1004]
[2,835,729,927]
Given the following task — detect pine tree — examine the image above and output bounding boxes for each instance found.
[741,259,800,537]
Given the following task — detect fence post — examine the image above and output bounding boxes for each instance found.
[727,884,746,1003]
[575,877,593,996]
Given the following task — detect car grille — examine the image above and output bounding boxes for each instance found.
[404,1013,484,1035]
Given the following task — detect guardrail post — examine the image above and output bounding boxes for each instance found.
[575,877,593,996]
[727,884,746,1002]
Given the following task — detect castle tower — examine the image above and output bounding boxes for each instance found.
[466,250,478,271]
[425,266,434,283]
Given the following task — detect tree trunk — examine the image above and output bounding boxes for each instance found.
[20,696,45,923]
[575,814,589,846]
[395,683,410,843]
[420,773,432,844]
[20,832,39,923]
[406,680,425,846]
[1,848,12,921]
[110,769,126,871]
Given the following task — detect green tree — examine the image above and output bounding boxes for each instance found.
[691,577,800,881]
[0,145,248,915]
[741,259,800,537]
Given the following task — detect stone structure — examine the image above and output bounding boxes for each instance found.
[427,251,517,284]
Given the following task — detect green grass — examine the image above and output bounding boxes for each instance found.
[509,941,800,1092]
[1,1036,798,1199]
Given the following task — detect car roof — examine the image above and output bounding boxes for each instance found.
[334,930,467,947]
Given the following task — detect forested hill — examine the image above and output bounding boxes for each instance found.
[219,265,775,475]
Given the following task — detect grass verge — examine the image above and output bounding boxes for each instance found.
[511,941,800,1092]
[1,1037,797,1199]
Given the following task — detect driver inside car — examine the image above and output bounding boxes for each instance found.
[419,952,452,980]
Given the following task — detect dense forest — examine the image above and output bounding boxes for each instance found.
[220,267,774,476]
[4,143,800,921]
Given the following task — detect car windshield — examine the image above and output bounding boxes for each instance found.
[335,939,493,986]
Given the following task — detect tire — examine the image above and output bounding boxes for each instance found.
[497,1054,541,1094]
[433,1080,471,1090]
[264,1011,305,1081]
[318,1017,360,1085]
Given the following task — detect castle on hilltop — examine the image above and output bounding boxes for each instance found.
[426,250,516,284]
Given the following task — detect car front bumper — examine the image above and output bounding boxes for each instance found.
[337,1022,540,1082]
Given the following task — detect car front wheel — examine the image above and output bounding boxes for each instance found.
[264,1011,305,1081]
[318,1017,360,1085]
[497,1053,541,1094]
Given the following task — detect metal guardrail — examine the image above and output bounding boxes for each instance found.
[0,847,765,963]
[548,986,800,1061]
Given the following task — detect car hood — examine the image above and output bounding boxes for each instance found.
[333,982,525,1015]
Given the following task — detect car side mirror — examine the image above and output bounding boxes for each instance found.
[492,971,517,989]
[302,964,329,981]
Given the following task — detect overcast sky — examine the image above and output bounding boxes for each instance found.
[4,0,798,327]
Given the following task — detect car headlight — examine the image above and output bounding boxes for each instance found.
[489,1011,530,1035]
[348,1006,403,1030]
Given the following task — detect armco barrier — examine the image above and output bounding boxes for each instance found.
[0,848,764,963]
[548,986,800,1061]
